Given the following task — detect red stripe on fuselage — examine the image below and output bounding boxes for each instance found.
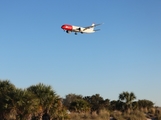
[61,24,73,31]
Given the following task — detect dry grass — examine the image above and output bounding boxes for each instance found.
[69,110,154,120]
[156,111,161,120]
[110,111,125,120]
[69,110,109,120]
[157,115,161,120]
[122,110,146,120]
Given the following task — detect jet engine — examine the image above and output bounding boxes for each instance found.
[66,30,71,33]
[78,28,81,31]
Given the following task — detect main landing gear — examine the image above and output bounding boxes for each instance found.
[75,32,77,35]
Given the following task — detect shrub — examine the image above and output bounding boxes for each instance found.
[111,111,125,120]
[124,110,146,120]
[157,114,161,120]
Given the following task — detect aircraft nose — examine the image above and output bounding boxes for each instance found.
[61,25,68,30]
[61,25,65,29]
[61,24,73,30]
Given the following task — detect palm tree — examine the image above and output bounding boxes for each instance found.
[0,80,16,119]
[119,91,136,113]
[49,97,72,120]
[27,83,60,120]
[13,88,39,120]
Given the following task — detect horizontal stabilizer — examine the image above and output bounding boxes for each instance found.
[94,23,103,27]
[94,29,100,31]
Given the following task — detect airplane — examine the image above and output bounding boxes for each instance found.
[61,23,103,35]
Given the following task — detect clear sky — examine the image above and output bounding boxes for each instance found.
[0,1,161,106]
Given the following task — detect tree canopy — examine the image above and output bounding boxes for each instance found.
[0,80,156,120]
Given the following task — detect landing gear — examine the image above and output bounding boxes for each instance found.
[75,32,77,35]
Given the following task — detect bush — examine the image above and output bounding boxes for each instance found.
[99,110,110,120]
[124,110,146,120]
[111,111,125,120]
[157,114,161,120]
[69,110,110,120]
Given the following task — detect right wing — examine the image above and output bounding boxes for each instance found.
[82,23,103,31]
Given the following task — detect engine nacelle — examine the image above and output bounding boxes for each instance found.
[66,30,71,34]
[78,27,82,31]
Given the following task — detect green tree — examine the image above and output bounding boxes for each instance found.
[84,94,107,114]
[137,99,154,112]
[119,91,136,112]
[13,88,39,120]
[63,93,83,109]
[0,80,16,120]
[70,99,90,112]
[110,100,124,111]
[49,96,70,120]
[27,83,60,120]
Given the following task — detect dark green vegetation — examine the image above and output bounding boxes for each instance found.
[0,80,160,120]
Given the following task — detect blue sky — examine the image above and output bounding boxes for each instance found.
[0,1,161,106]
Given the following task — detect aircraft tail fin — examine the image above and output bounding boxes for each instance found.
[90,23,95,30]
[91,23,95,27]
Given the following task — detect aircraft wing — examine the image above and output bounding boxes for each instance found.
[83,23,103,31]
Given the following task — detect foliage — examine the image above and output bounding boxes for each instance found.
[83,94,110,114]
[119,91,136,112]
[110,100,124,111]
[157,114,161,120]
[69,110,110,120]
[155,109,161,120]
[0,80,16,119]
[27,83,64,119]
[0,80,68,120]
[63,93,83,109]
[0,80,157,120]
[70,99,90,112]
[110,111,125,120]
[137,99,154,111]
[124,110,146,120]
[13,88,39,120]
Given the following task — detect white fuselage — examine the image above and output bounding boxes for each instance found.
[72,26,95,33]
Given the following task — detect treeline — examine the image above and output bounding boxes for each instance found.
[63,93,154,114]
[0,80,160,120]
